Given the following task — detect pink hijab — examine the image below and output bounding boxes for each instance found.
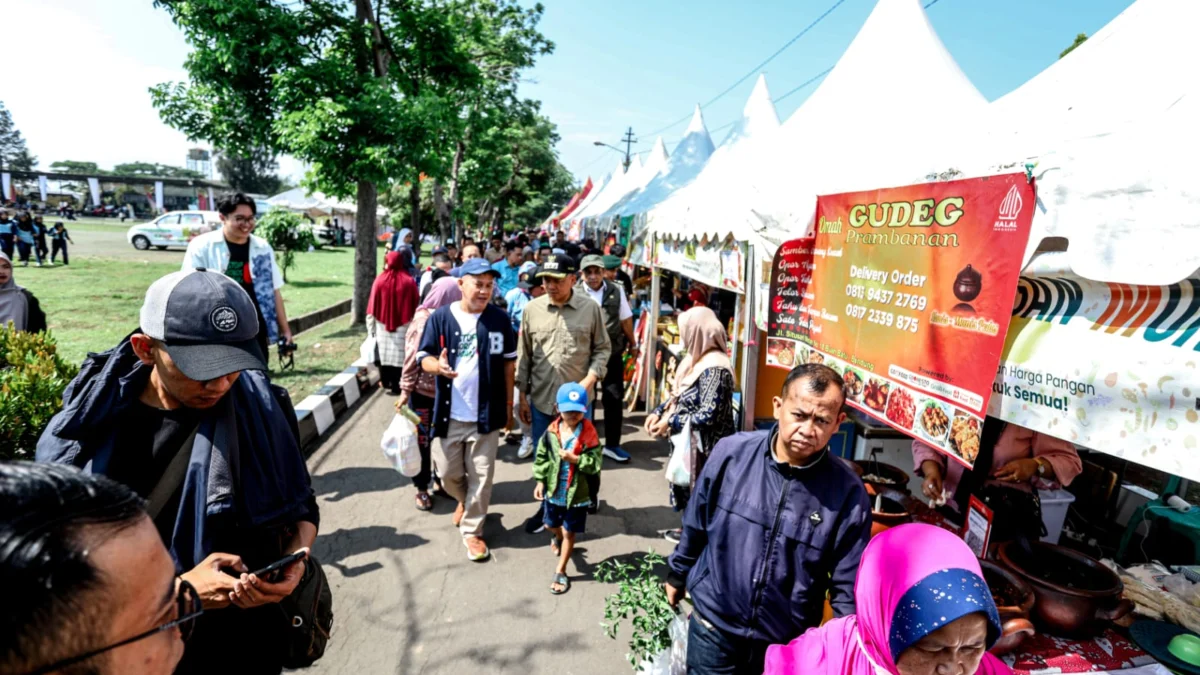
[673,306,732,392]
[764,524,1009,675]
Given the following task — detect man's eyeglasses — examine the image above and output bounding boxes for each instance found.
[231,216,256,226]
[25,579,203,675]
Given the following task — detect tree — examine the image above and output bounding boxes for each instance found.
[256,208,318,282]
[48,160,106,174]
[112,161,205,179]
[0,101,34,173]
[430,2,553,242]
[216,147,283,195]
[151,0,481,325]
[1060,33,1088,59]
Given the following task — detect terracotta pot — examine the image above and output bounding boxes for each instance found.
[869,492,912,538]
[852,460,911,495]
[979,558,1037,655]
[997,541,1134,637]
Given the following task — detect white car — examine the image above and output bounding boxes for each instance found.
[127,211,222,251]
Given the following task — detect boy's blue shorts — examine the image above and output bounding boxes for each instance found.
[543,501,588,534]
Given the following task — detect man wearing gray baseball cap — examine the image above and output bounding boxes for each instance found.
[37,268,319,675]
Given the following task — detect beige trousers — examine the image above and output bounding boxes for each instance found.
[432,420,500,537]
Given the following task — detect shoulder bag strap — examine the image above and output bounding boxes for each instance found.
[146,425,200,521]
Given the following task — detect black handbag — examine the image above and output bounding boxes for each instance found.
[278,554,334,668]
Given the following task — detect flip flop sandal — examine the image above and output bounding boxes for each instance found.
[415,492,433,511]
[550,573,570,595]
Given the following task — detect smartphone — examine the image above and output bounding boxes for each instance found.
[250,549,308,582]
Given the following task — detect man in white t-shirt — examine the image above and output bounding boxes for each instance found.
[577,255,637,465]
[417,258,517,561]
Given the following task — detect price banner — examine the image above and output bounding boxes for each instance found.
[766,174,1035,468]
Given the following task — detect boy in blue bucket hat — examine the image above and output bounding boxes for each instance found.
[532,382,602,595]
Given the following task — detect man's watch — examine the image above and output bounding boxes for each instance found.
[1034,457,1048,476]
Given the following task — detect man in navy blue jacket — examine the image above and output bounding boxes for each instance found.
[665,363,871,674]
[417,258,517,562]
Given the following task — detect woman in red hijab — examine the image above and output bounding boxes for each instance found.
[368,249,420,394]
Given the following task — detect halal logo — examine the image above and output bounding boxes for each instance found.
[210,306,238,333]
[998,184,1023,221]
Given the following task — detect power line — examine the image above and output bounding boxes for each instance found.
[773,66,834,104]
[640,0,850,139]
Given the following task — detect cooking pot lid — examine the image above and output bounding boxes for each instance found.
[1130,619,1200,674]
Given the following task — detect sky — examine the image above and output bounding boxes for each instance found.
[4,0,1136,187]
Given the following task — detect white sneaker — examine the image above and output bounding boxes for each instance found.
[517,437,534,459]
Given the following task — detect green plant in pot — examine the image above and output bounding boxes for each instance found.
[596,550,683,672]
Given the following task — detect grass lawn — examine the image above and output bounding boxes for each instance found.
[20,247,359,367]
[269,316,369,401]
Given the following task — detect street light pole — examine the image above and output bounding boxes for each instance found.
[593,126,637,173]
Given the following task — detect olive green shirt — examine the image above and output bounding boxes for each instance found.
[517,289,612,415]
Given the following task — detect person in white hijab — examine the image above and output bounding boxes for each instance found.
[0,251,47,333]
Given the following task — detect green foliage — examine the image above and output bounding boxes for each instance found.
[256,208,318,282]
[1060,33,1088,59]
[216,147,283,195]
[595,551,679,671]
[0,326,78,460]
[0,101,34,172]
[49,160,107,175]
[112,162,206,179]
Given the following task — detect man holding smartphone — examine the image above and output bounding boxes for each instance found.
[37,269,319,675]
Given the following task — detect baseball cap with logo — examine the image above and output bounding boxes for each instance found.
[536,253,577,279]
[139,269,267,381]
[556,382,589,413]
[459,257,501,278]
[579,254,605,271]
[603,255,622,270]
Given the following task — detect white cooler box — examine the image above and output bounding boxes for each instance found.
[1039,488,1076,544]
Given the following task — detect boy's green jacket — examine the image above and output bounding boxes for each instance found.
[532,417,603,508]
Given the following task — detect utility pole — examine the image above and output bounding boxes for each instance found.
[621,127,637,172]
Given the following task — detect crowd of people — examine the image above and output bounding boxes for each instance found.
[0,195,1022,675]
[0,210,74,266]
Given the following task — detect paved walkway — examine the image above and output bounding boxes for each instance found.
[303,388,680,674]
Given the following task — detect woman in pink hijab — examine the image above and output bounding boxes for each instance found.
[764,523,1009,675]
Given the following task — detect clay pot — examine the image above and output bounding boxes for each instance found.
[852,460,911,495]
[954,265,983,302]
[979,558,1037,655]
[997,541,1134,637]
[869,491,912,538]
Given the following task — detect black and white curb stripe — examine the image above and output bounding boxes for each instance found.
[294,339,380,448]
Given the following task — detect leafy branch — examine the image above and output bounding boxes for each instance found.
[595,550,681,672]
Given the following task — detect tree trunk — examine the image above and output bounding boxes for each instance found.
[352,180,378,326]
[433,180,451,244]
[408,179,421,245]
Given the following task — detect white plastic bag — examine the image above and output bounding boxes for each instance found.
[380,410,421,477]
[665,418,696,488]
[636,613,689,675]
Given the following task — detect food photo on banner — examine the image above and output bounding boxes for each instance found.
[766,173,1036,470]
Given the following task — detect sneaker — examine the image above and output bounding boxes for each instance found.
[664,528,682,544]
[464,535,490,561]
[517,437,534,459]
[603,446,631,463]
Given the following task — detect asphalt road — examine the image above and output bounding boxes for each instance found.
[302,388,681,675]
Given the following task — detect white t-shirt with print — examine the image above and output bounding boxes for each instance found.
[449,303,482,422]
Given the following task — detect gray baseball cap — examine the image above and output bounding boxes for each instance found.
[139,269,267,380]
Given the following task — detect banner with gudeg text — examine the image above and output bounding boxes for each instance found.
[766,174,1036,469]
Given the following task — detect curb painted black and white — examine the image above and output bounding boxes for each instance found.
[293,340,379,449]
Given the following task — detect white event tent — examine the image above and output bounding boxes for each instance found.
[572,155,642,223]
[610,106,715,221]
[592,138,671,222]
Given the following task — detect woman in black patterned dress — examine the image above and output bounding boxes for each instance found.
[645,306,736,542]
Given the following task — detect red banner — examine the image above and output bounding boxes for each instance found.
[551,177,593,225]
[766,174,1036,468]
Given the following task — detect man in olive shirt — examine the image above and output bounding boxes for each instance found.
[517,253,611,528]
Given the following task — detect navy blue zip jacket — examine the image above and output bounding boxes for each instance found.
[666,425,871,644]
[415,302,517,439]
[36,333,319,571]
